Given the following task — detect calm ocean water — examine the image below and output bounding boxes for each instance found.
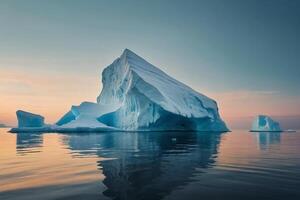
[0,128,300,200]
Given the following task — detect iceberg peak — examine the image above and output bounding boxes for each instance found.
[119,48,158,72]
[122,48,136,57]
[119,48,142,64]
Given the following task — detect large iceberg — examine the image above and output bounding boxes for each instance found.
[96,49,228,131]
[12,49,228,132]
[250,115,282,132]
[16,110,45,128]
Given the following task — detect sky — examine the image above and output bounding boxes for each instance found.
[0,0,299,128]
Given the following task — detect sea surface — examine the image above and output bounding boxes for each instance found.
[0,128,300,200]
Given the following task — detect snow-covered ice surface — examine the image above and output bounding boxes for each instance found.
[97,49,228,131]
[11,49,228,132]
[56,101,118,128]
[250,115,282,132]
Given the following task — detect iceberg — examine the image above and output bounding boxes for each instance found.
[0,123,7,128]
[11,49,229,132]
[16,110,45,128]
[250,115,282,132]
[96,49,228,131]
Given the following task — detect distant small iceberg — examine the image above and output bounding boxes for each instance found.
[0,123,8,128]
[250,115,282,132]
[285,129,297,132]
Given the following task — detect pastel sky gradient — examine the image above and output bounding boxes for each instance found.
[0,0,299,128]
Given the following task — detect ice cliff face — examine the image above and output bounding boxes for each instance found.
[251,115,282,132]
[16,110,45,128]
[96,49,228,131]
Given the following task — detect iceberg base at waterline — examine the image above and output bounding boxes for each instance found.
[10,126,120,133]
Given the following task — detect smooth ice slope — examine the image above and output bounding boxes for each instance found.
[56,101,118,128]
[251,115,282,132]
[16,110,45,128]
[97,49,228,131]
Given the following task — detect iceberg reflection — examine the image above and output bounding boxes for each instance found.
[16,132,43,155]
[255,132,281,150]
[64,132,223,200]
